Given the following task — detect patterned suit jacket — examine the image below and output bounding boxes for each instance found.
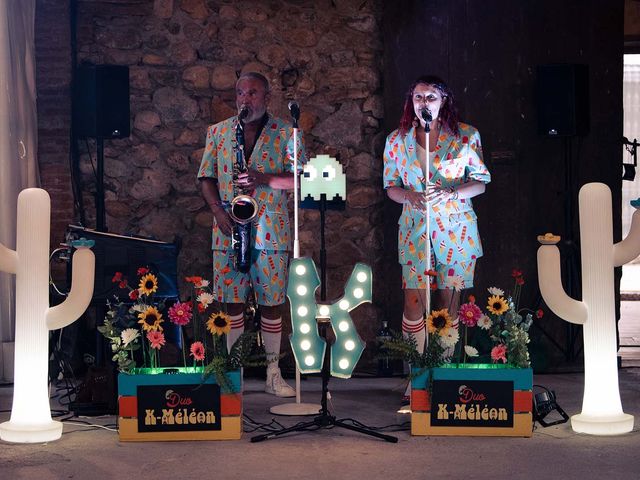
[383,122,490,267]
[198,114,305,252]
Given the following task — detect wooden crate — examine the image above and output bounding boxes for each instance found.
[117,367,241,441]
[411,364,533,437]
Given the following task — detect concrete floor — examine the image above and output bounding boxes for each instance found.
[1,369,640,480]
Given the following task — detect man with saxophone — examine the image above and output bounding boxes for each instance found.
[198,72,304,397]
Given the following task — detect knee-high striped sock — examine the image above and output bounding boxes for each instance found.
[226,312,245,353]
[261,316,282,368]
[402,315,426,355]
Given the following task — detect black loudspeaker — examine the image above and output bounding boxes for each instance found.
[536,64,589,136]
[74,64,130,139]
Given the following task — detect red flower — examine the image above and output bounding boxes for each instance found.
[190,341,205,361]
[220,266,231,275]
[147,330,165,350]
[197,303,206,313]
[536,309,544,319]
[137,267,149,276]
[515,277,525,285]
[511,269,523,278]
[458,302,483,327]
[491,344,507,363]
[468,294,476,304]
[223,278,233,286]
[129,289,139,300]
[168,301,193,326]
[112,272,123,283]
[118,279,128,289]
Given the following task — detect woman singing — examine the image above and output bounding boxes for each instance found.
[383,75,491,402]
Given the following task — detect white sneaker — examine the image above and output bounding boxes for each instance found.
[265,367,296,397]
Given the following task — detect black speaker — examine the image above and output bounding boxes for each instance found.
[536,64,589,137]
[74,64,130,139]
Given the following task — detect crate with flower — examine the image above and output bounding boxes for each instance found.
[99,268,259,441]
[383,269,537,437]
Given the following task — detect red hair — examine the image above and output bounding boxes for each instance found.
[398,75,460,137]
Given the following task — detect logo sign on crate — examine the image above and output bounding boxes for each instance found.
[430,380,514,428]
[136,384,222,432]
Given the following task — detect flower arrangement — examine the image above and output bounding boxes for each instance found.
[456,269,540,368]
[381,269,540,370]
[99,268,264,390]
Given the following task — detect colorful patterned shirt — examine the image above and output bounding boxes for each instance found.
[198,113,305,252]
[383,122,491,266]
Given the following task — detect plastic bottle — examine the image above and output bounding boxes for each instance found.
[376,320,394,377]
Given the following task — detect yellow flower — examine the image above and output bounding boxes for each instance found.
[207,311,232,336]
[138,306,164,331]
[138,273,159,296]
[487,295,509,315]
[427,308,453,334]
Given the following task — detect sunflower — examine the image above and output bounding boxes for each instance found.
[138,306,164,331]
[427,308,453,334]
[207,311,232,336]
[487,295,509,315]
[138,273,159,296]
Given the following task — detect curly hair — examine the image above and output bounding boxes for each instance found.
[398,75,460,137]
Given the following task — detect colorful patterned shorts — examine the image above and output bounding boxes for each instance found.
[402,252,477,290]
[212,249,289,306]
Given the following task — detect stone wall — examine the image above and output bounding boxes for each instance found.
[72,0,386,357]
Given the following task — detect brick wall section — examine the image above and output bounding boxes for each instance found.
[35,0,386,360]
[35,0,74,281]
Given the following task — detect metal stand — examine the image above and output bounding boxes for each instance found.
[252,195,397,443]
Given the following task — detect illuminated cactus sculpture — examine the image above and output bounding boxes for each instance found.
[537,182,635,435]
[0,188,95,443]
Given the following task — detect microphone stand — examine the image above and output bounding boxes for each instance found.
[269,103,321,416]
[423,111,432,318]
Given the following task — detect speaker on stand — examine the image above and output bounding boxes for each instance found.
[73,64,130,233]
[535,64,589,363]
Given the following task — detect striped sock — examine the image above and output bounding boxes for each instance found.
[402,315,426,354]
[226,312,245,353]
[261,316,282,367]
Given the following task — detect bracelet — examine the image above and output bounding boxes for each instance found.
[208,200,224,208]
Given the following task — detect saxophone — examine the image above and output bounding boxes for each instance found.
[230,108,259,273]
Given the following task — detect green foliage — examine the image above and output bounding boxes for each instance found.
[202,331,267,393]
[381,330,448,370]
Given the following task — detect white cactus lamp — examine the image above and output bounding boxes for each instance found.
[537,182,635,435]
[0,188,95,443]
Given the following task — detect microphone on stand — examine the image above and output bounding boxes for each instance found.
[420,108,432,123]
[288,101,300,128]
[239,106,249,122]
[421,108,432,133]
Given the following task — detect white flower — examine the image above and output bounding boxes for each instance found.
[199,279,210,287]
[439,327,459,348]
[464,345,479,357]
[197,292,214,307]
[131,303,149,313]
[121,328,140,347]
[477,315,492,330]
[488,286,504,296]
[450,275,464,291]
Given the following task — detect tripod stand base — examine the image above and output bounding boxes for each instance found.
[269,402,321,416]
[251,412,398,443]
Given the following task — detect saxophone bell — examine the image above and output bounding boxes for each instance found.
[229,194,258,225]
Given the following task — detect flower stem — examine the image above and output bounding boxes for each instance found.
[181,327,187,368]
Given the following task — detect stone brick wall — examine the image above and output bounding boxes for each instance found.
[63,0,386,354]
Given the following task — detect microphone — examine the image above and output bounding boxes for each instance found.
[288,101,300,121]
[239,106,249,121]
[421,108,432,123]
